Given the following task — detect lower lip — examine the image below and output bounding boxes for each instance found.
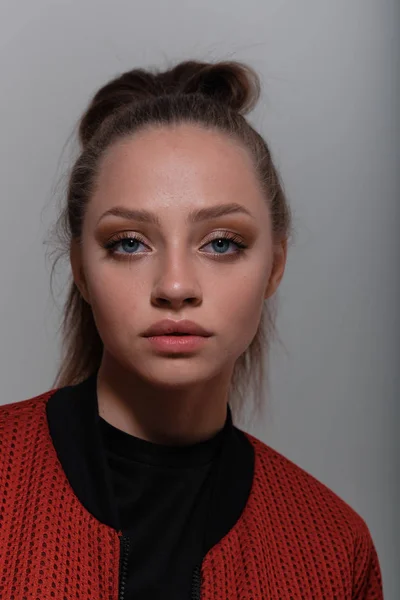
[144,335,209,353]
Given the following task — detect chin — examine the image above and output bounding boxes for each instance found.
[135,359,217,387]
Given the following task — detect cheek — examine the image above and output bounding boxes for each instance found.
[218,273,267,347]
[85,265,142,342]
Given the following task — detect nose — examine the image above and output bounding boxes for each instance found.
[150,253,202,309]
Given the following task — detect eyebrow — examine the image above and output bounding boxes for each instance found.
[97,202,255,226]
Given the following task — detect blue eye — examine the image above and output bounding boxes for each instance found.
[104,232,247,258]
[208,238,234,254]
[118,238,143,254]
[104,235,147,255]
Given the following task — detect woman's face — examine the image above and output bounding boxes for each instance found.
[72,124,286,389]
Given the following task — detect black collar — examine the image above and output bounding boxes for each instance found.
[46,372,254,556]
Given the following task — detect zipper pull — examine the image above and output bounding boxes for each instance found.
[191,564,202,600]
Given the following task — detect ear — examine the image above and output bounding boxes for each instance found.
[70,238,91,305]
[264,238,288,300]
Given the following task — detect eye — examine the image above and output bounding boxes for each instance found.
[104,233,148,256]
[201,232,247,256]
[103,231,248,259]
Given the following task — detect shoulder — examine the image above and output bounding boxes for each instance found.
[244,430,375,547]
[0,389,59,482]
[238,431,383,596]
[0,389,56,429]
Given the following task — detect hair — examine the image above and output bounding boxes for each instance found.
[49,59,293,424]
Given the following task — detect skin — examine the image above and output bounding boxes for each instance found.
[70,123,287,446]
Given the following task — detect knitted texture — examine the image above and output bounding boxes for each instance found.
[0,392,120,599]
[201,431,383,599]
[0,391,383,599]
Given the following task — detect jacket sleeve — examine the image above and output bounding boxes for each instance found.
[352,518,384,599]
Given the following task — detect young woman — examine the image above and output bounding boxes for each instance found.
[0,60,383,599]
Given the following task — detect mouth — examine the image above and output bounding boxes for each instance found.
[142,320,213,338]
[144,333,209,353]
[162,333,191,336]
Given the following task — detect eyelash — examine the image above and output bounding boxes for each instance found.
[103,231,248,260]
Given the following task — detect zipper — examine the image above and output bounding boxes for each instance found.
[118,532,131,600]
[190,564,202,600]
[118,530,201,599]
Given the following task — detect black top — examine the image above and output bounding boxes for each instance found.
[45,371,254,600]
[99,407,229,598]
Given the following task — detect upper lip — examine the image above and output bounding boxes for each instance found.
[142,319,213,337]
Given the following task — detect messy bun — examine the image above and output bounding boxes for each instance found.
[54,58,292,423]
[79,61,260,148]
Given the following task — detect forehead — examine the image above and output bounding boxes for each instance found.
[91,123,267,217]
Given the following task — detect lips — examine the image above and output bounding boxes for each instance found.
[163,333,190,336]
[142,319,213,337]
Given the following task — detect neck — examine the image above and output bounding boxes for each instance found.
[96,355,232,446]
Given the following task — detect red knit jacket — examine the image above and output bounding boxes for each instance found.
[0,388,383,599]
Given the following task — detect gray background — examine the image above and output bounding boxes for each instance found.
[0,0,398,596]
